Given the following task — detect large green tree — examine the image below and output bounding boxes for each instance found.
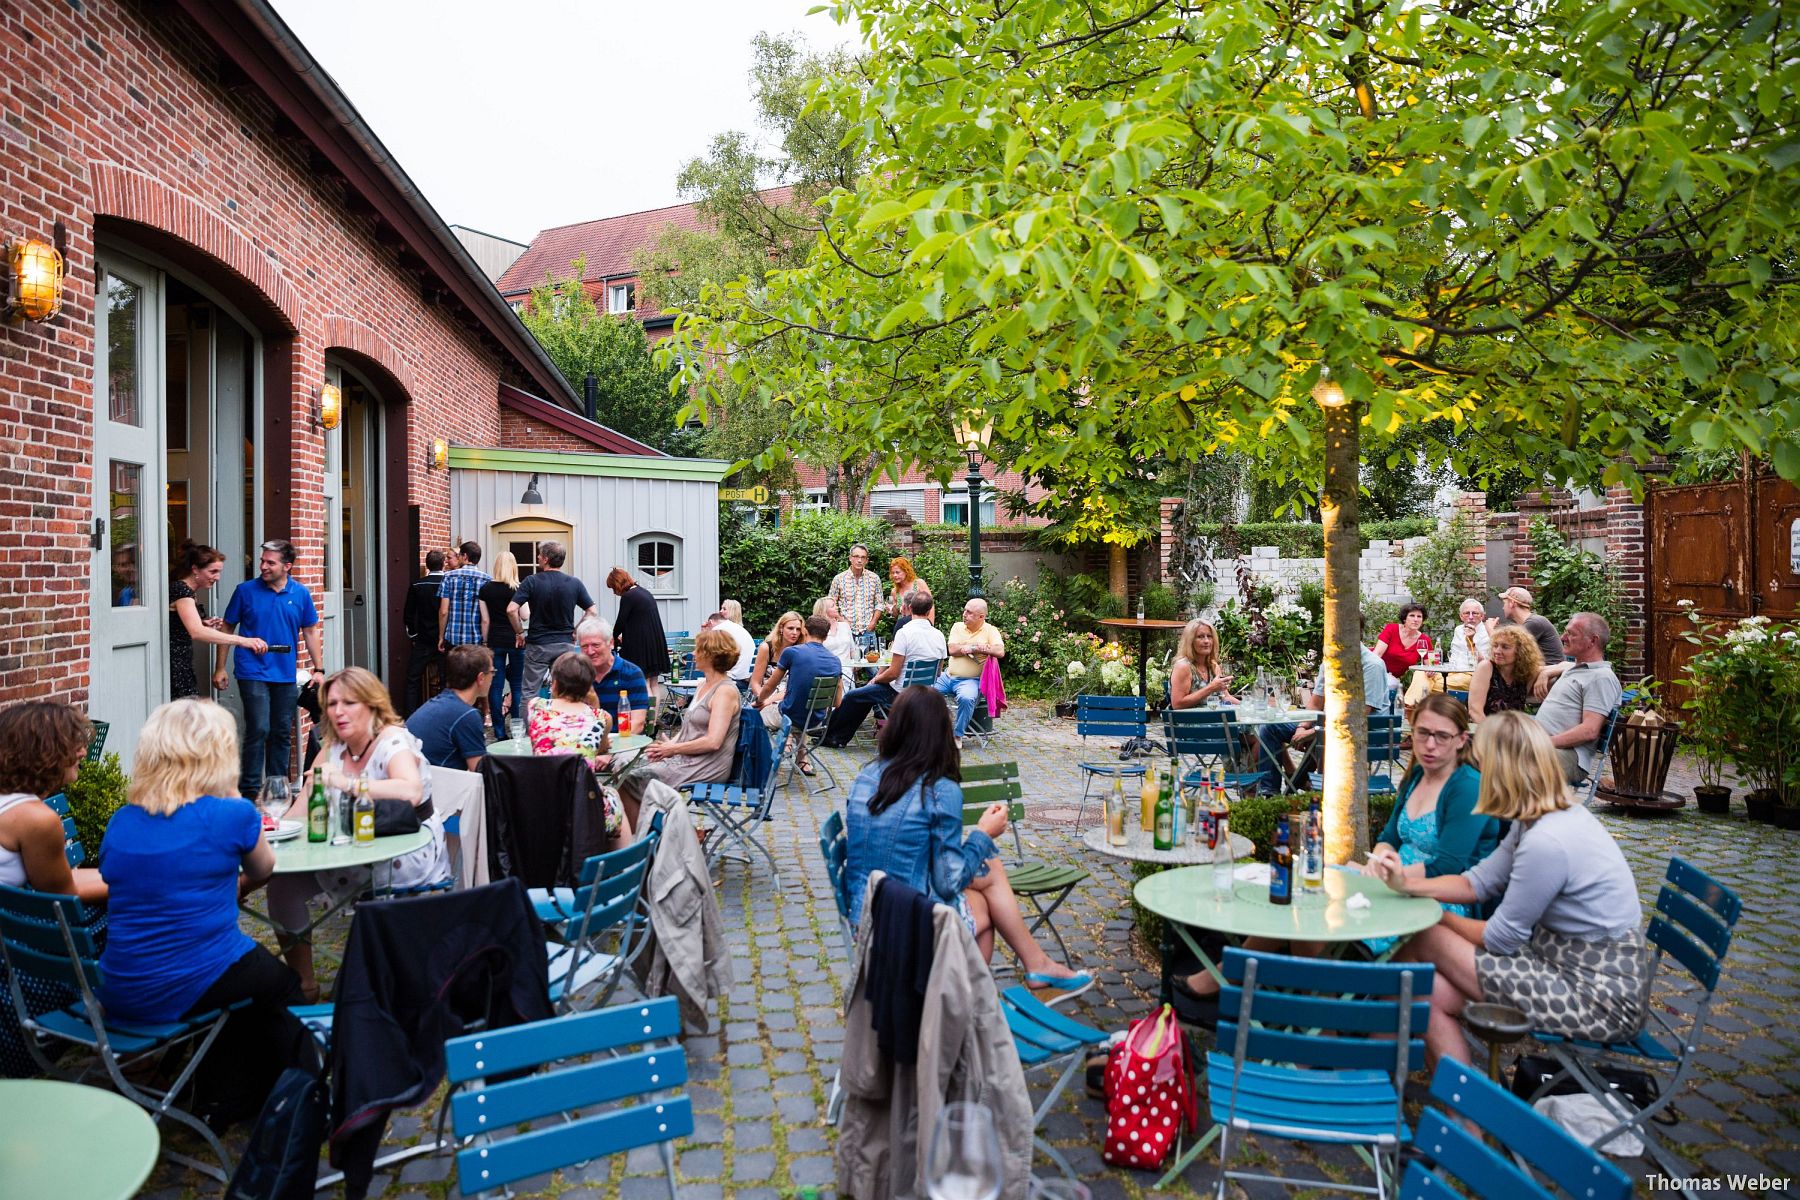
[665,0,1800,859]
[519,257,698,455]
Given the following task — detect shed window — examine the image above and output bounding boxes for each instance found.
[629,532,682,595]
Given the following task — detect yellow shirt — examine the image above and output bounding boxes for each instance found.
[947,621,1004,679]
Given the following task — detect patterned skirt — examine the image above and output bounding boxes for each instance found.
[1476,926,1651,1043]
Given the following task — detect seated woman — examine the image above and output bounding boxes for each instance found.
[526,652,631,842]
[751,611,804,730]
[98,699,309,1128]
[1169,618,1236,708]
[645,628,743,789]
[1360,694,1499,955]
[268,668,450,1000]
[1374,711,1647,1068]
[843,686,1090,999]
[1468,624,1542,722]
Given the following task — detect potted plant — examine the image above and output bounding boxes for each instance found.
[1681,654,1735,815]
[1596,678,1683,809]
[1679,606,1800,823]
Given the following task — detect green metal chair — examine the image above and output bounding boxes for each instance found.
[961,760,1088,964]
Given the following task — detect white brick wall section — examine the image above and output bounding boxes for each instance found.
[1205,536,1435,607]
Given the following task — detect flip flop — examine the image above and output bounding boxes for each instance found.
[1025,972,1094,1004]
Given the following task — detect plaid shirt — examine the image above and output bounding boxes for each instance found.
[830,567,884,633]
[437,566,491,646]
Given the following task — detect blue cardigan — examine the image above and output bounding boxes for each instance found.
[1375,763,1501,879]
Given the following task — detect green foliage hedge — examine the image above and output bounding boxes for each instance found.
[719,509,895,634]
[66,752,128,855]
[1186,518,1436,558]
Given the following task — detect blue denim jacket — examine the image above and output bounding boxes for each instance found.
[844,760,1000,926]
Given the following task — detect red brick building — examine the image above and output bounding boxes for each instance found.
[0,0,663,760]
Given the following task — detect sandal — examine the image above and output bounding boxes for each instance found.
[798,761,817,777]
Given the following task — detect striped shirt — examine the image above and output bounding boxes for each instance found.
[830,567,884,633]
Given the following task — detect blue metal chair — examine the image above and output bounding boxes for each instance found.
[0,884,244,1180]
[818,811,854,961]
[444,995,692,1200]
[1527,857,1741,1183]
[534,827,661,1014]
[688,717,783,883]
[1074,694,1148,820]
[1162,708,1264,794]
[1306,713,1405,795]
[1180,948,1433,1197]
[1576,699,1630,807]
[1000,982,1110,1180]
[1402,1058,1632,1200]
[42,791,85,868]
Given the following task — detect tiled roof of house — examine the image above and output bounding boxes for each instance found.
[495,186,798,297]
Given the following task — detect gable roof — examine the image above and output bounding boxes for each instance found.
[496,186,798,298]
[498,384,665,457]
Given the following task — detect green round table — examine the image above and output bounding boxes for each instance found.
[487,734,652,759]
[0,1079,159,1200]
[1134,864,1443,986]
[269,827,433,874]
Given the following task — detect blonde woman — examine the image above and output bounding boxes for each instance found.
[478,550,524,731]
[97,699,306,1128]
[1169,619,1236,708]
[1468,624,1542,722]
[267,668,448,1000]
[1373,712,1646,1068]
[720,599,745,627]
[751,611,805,729]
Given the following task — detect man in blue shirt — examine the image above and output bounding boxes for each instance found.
[576,617,649,735]
[406,645,494,770]
[437,540,490,652]
[1252,620,1393,795]
[217,539,323,799]
[754,615,843,777]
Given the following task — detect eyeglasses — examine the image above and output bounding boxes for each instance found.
[1415,729,1465,745]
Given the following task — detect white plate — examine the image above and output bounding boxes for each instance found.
[265,818,304,843]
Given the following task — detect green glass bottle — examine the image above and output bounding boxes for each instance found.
[306,767,328,843]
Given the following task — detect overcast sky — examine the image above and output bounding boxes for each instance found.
[268,0,856,244]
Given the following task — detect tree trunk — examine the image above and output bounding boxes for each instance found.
[1108,544,1128,606]
[1319,400,1370,863]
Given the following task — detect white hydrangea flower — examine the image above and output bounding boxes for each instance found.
[1066,660,1088,677]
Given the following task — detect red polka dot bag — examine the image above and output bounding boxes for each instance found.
[1102,1003,1198,1170]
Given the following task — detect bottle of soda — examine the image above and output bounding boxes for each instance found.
[1139,761,1158,832]
[1153,778,1174,851]
[353,779,376,844]
[616,691,632,736]
[1302,800,1325,895]
[1106,775,1128,846]
[306,767,328,843]
[1270,813,1294,905]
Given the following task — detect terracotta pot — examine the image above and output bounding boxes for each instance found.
[1693,785,1732,815]
[1776,805,1800,831]
[1745,789,1779,823]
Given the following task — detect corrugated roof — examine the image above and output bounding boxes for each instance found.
[496,186,798,297]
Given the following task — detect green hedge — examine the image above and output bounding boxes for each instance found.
[1187,518,1436,558]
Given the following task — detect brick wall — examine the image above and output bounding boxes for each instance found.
[0,1,551,702]
[498,406,606,455]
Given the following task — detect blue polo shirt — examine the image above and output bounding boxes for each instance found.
[595,656,650,727]
[223,576,318,682]
[406,689,488,768]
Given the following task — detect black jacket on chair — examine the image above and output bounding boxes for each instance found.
[478,753,611,888]
[327,879,551,1200]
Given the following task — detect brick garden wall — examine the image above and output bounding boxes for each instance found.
[0,0,560,702]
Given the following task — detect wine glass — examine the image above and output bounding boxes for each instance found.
[258,777,292,831]
[926,1100,1003,1200]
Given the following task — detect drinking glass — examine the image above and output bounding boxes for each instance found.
[508,717,526,743]
[259,777,292,829]
[926,1100,1003,1200]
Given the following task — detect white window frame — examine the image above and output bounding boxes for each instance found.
[869,486,926,519]
[793,489,830,516]
[940,489,998,528]
[607,282,636,314]
[628,531,683,596]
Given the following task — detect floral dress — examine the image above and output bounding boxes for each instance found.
[1364,806,1474,957]
[526,697,624,838]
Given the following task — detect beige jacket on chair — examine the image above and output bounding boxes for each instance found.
[632,779,732,1034]
[836,871,1034,1200]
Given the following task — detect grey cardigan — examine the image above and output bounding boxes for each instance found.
[836,872,1034,1200]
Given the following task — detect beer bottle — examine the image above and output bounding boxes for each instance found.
[1106,775,1128,846]
[353,779,375,844]
[306,766,328,843]
[1153,777,1174,851]
[1270,812,1294,905]
[1139,762,1157,832]
[1302,800,1325,894]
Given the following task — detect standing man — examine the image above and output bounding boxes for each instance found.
[216,538,323,799]
[508,541,596,699]
[829,543,884,652]
[1530,612,1623,783]
[935,597,1005,745]
[576,617,650,736]
[406,644,493,770]
[1489,586,1565,668]
[437,540,489,655]
[402,549,447,715]
[818,592,946,747]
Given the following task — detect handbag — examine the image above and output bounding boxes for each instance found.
[1102,1003,1198,1170]
[373,799,421,836]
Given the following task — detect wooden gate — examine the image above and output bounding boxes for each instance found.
[1647,473,1800,704]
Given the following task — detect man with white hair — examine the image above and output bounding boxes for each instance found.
[576,617,649,736]
[935,597,1004,744]
[1531,612,1623,784]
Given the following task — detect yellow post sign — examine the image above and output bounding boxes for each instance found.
[719,486,769,504]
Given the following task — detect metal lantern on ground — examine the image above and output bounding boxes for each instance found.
[6,238,64,323]
[958,417,994,599]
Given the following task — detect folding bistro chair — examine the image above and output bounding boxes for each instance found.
[961,761,1088,964]
[1162,708,1263,794]
[688,717,781,884]
[818,811,855,962]
[779,674,842,796]
[872,657,942,733]
[1576,703,1626,807]
[1000,983,1110,1181]
[1074,694,1148,821]
[0,884,243,1180]
[1307,712,1406,796]
[444,996,692,1200]
[1175,948,1433,1197]
[1525,856,1741,1184]
[531,819,662,1013]
[1402,1058,1632,1200]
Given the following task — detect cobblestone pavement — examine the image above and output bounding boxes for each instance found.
[141,703,1796,1199]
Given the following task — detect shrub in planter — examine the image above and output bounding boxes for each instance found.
[1679,606,1800,813]
[66,751,129,854]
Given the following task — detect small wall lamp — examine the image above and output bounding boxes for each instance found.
[520,473,544,505]
[5,235,65,323]
[315,382,343,431]
[428,437,449,470]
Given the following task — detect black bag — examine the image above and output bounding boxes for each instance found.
[372,799,422,836]
[1510,1053,1664,1117]
[225,1067,327,1200]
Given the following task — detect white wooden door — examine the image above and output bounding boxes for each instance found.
[90,252,165,766]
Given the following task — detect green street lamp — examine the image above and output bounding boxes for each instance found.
[958,417,994,598]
